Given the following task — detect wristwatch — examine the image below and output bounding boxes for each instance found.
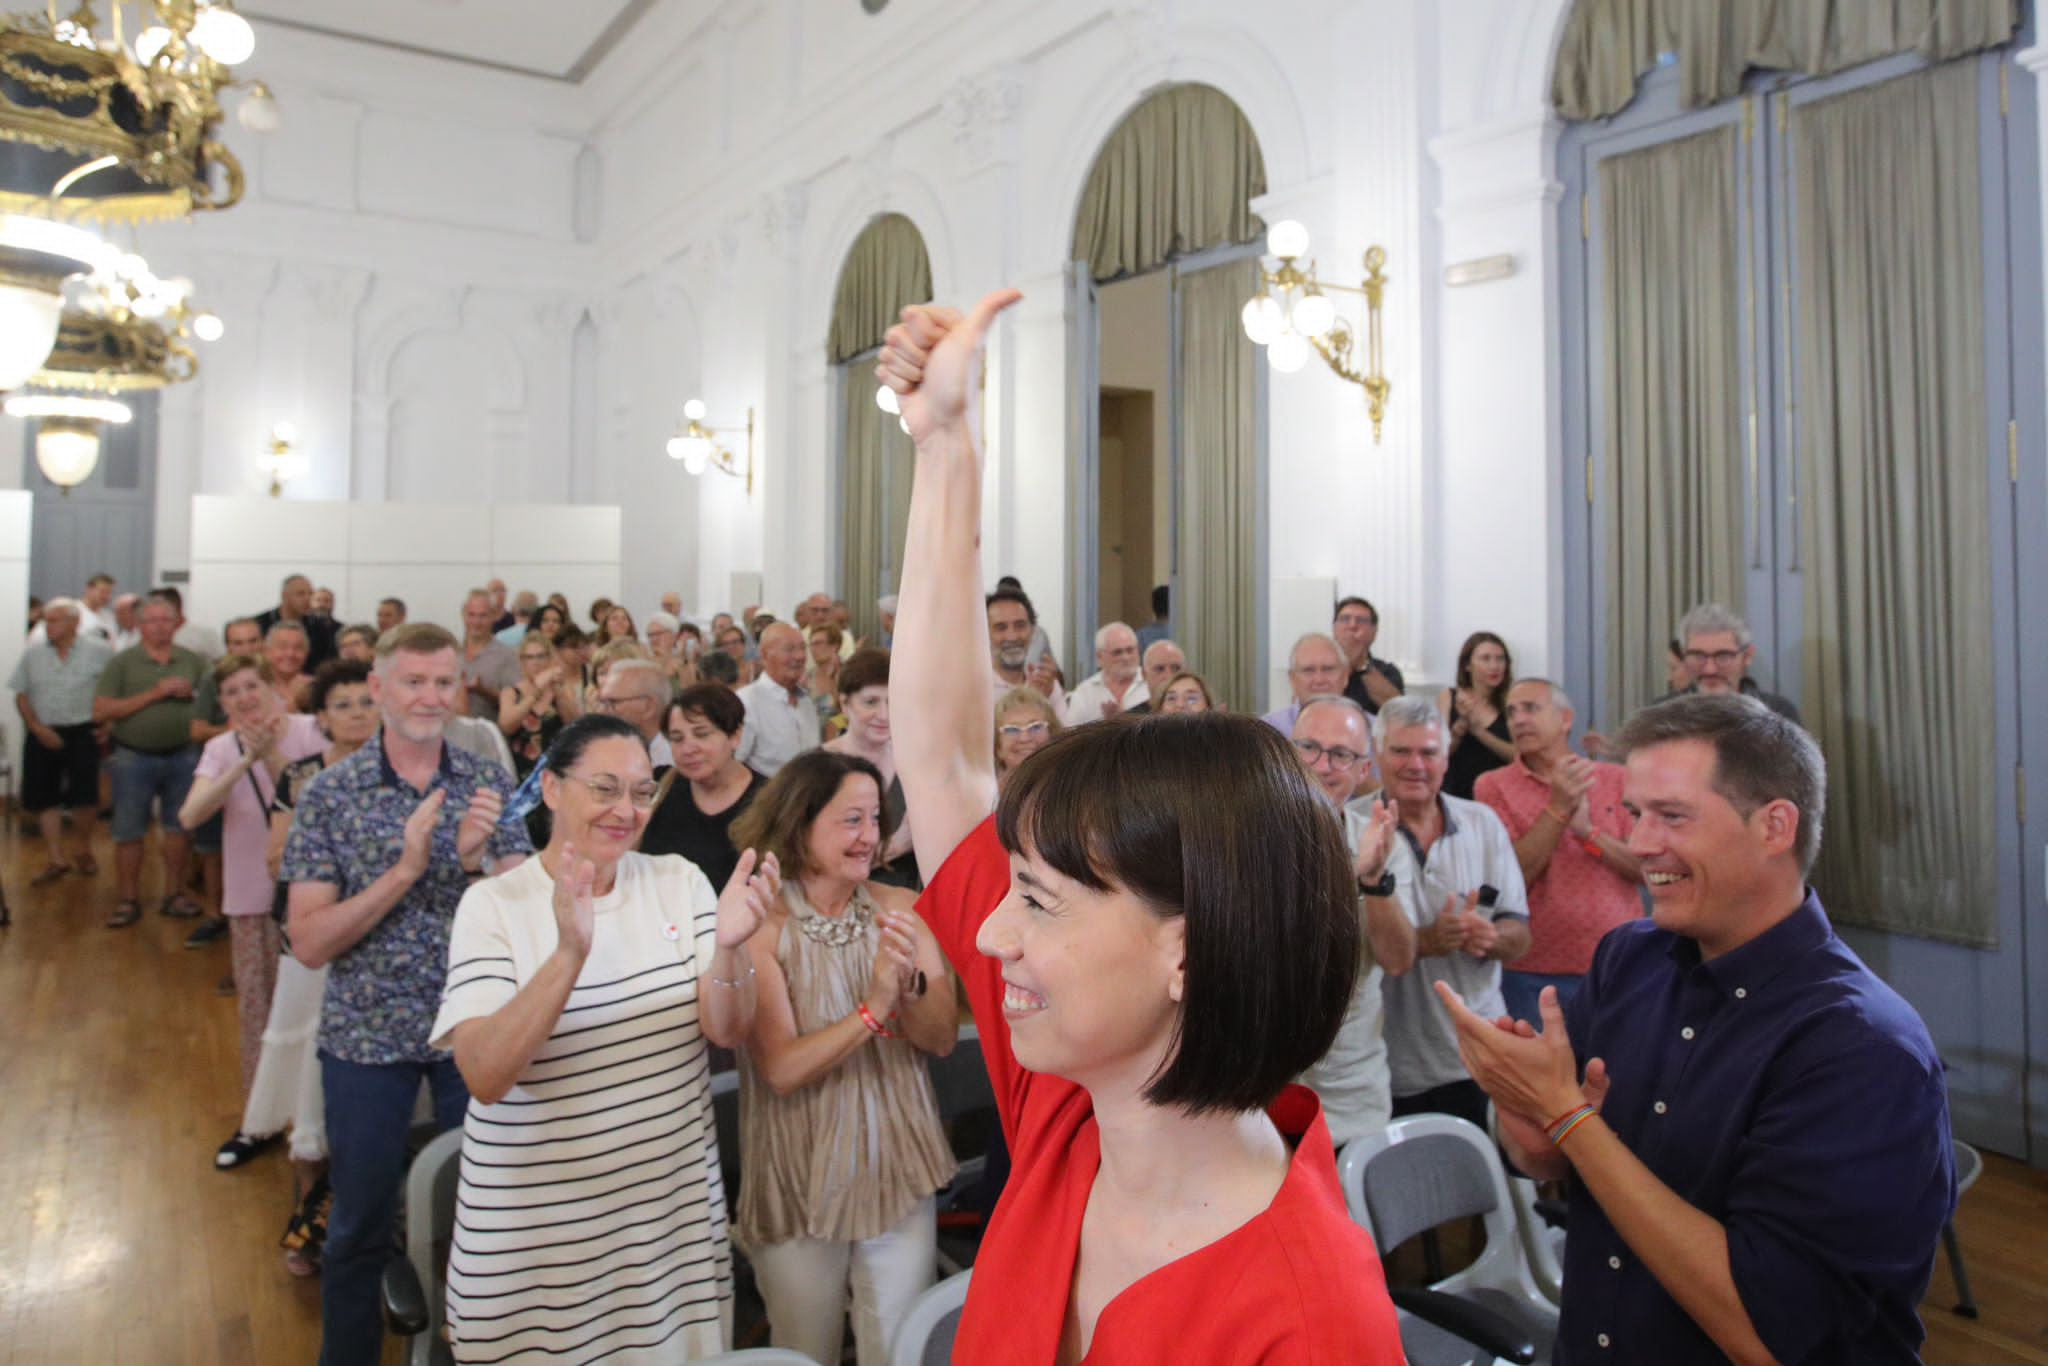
[1360,871,1397,898]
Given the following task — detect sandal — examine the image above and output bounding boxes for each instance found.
[280,1177,332,1275]
[74,853,97,876]
[30,863,73,887]
[105,899,142,929]
[216,1131,280,1170]
[160,894,204,920]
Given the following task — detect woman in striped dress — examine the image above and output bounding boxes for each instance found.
[430,714,783,1363]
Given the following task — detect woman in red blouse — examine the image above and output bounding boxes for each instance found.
[878,293,1404,1364]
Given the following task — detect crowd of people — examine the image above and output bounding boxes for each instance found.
[9,314,1949,1361]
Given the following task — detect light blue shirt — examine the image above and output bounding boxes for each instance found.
[8,635,113,727]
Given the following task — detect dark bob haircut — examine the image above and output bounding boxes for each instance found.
[730,749,894,879]
[837,647,890,699]
[996,712,1359,1115]
[668,683,745,737]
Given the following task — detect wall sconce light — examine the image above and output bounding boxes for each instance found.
[260,421,307,497]
[666,399,755,496]
[1241,221,1392,443]
[5,393,131,493]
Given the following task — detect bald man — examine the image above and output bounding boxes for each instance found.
[734,620,820,776]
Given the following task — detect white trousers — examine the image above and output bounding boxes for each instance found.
[746,1196,937,1366]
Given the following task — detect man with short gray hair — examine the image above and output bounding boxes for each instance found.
[11,597,113,882]
[1062,621,1147,724]
[1475,677,1643,1022]
[1664,601,1800,722]
[256,572,338,668]
[597,658,676,768]
[459,588,521,718]
[876,594,899,648]
[1130,639,1186,714]
[1374,694,1530,1131]
[1263,632,1349,735]
[736,621,820,777]
[1439,693,1952,1366]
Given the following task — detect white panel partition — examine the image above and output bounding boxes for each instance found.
[188,496,621,638]
[1267,574,1337,716]
[0,491,31,783]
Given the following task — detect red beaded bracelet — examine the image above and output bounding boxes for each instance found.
[1583,837,1605,860]
[857,1003,898,1039]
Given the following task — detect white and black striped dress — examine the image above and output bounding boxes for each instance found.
[430,853,733,1363]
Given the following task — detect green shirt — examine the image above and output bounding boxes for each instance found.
[95,645,207,753]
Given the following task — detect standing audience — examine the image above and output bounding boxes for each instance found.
[1154,672,1216,714]
[1335,596,1405,715]
[1662,601,1801,722]
[1374,695,1530,1131]
[736,622,820,778]
[594,658,674,767]
[256,574,338,668]
[825,649,917,887]
[283,623,532,1366]
[1263,632,1349,735]
[641,685,765,887]
[12,597,112,883]
[264,620,314,712]
[993,686,1061,781]
[94,596,209,929]
[1060,621,1147,724]
[986,586,1064,710]
[1438,630,1515,799]
[431,715,783,1362]
[374,598,406,635]
[729,751,958,1366]
[458,589,521,720]
[1475,678,1644,1022]
[497,631,576,778]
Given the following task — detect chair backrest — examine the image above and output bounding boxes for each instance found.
[1339,1114,1551,1311]
[891,1269,972,1366]
[927,1029,996,1119]
[401,1126,465,1363]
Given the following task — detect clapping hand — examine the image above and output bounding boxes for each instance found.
[715,849,783,950]
[863,909,922,1022]
[1025,658,1059,697]
[552,841,597,962]
[1352,796,1399,887]
[1418,889,1481,957]
[457,787,503,866]
[397,789,446,879]
[1436,982,1611,1158]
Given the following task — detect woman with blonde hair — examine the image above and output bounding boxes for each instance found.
[992,685,1061,782]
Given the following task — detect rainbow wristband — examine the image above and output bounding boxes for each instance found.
[1546,1104,1598,1147]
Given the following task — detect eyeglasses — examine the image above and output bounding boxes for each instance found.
[594,693,655,712]
[1682,649,1744,668]
[1294,738,1365,768]
[999,722,1051,739]
[560,773,661,808]
[323,698,378,714]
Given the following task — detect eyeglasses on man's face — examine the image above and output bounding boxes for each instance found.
[1293,738,1365,769]
[594,693,656,713]
[561,773,661,808]
[1682,649,1745,669]
[999,721,1051,740]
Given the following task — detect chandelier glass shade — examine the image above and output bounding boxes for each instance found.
[0,210,106,387]
[6,391,131,491]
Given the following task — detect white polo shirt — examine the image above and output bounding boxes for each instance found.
[1379,793,1529,1098]
[1060,671,1148,726]
[735,673,821,778]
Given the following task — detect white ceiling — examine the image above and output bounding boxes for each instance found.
[241,0,660,81]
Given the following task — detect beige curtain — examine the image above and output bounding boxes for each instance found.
[837,359,915,646]
[828,213,933,364]
[1177,258,1260,712]
[1599,127,1746,725]
[1793,60,1996,945]
[1553,0,2016,120]
[1073,84,1267,283]
[830,213,930,642]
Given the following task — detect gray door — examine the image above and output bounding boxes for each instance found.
[26,391,158,602]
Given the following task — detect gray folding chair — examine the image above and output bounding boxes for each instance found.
[891,1269,971,1366]
[380,1126,464,1366]
[1943,1139,1984,1319]
[1340,1114,1558,1365]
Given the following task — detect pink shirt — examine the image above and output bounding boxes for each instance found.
[1474,756,1642,975]
[196,716,325,917]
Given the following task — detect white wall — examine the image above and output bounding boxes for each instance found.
[0,491,30,769]
[186,496,620,640]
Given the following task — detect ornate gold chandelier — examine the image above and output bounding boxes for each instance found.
[0,0,274,222]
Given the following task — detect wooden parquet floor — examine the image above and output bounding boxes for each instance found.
[0,820,2043,1365]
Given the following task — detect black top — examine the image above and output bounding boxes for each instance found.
[1442,705,1510,800]
[1342,655,1407,715]
[1656,677,1804,726]
[873,773,921,891]
[638,768,766,890]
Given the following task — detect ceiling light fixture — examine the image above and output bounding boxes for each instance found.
[5,391,131,491]
[665,399,755,495]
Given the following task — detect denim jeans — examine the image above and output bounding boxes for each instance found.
[318,1051,469,1366]
[1501,969,1584,1026]
[109,744,198,842]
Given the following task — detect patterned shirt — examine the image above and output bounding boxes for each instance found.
[8,635,113,727]
[281,730,532,1066]
[1475,756,1642,975]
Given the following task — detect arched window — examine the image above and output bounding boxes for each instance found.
[829,212,932,644]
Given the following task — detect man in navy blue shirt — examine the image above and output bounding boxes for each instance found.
[1437,694,1953,1365]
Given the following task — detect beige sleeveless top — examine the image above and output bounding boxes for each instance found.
[736,882,956,1245]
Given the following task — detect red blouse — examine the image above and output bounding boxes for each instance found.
[919,817,1405,1364]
